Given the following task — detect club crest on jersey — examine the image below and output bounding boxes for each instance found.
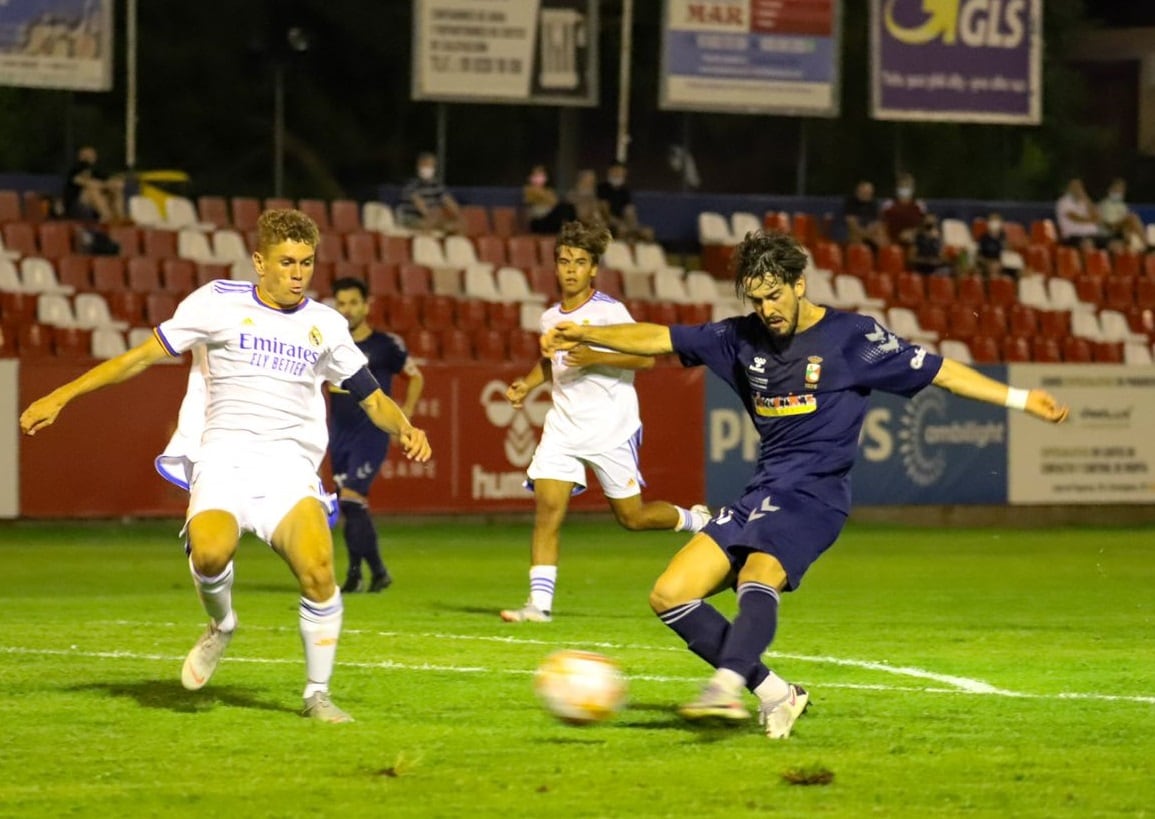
[752,391,817,417]
[242,317,254,326]
[308,326,323,347]
[804,356,822,388]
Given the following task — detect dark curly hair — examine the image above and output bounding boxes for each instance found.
[556,220,612,264]
[730,230,808,298]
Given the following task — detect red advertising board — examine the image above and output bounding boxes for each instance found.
[18,361,705,518]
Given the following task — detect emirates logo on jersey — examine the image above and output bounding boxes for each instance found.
[308,326,323,347]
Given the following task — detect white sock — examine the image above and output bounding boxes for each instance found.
[299,589,343,699]
[190,557,236,632]
[710,667,746,695]
[673,505,711,533]
[754,671,791,705]
[529,565,558,613]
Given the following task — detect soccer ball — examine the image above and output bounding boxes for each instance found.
[534,649,628,725]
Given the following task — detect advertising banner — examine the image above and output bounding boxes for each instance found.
[1008,364,1155,505]
[705,366,1010,508]
[870,0,1041,123]
[412,0,597,106]
[0,0,113,91]
[17,362,704,518]
[661,0,842,116]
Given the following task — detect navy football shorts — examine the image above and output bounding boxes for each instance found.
[329,433,389,496]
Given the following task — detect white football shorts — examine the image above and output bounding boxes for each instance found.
[526,428,645,499]
[187,455,327,543]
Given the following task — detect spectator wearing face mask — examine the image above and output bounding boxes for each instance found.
[1055,178,1104,251]
[976,212,1007,278]
[523,164,576,235]
[1098,178,1146,253]
[882,172,927,248]
[909,213,950,275]
[397,151,461,234]
[596,161,654,243]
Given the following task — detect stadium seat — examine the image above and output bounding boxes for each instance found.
[0,189,22,223]
[1123,341,1154,366]
[624,299,649,323]
[128,195,164,227]
[497,266,545,304]
[315,231,345,264]
[486,300,520,331]
[462,265,500,302]
[1037,309,1070,340]
[1008,304,1039,338]
[1093,341,1124,363]
[144,292,178,325]
[1023,244,1052,276]
[811,241,842,275]
[473,328,508,363]
[529,266,560,301]
[1083,249,1111,278]
[405,327,439,361]
[1062,336,1093,362]
[474,235,507,268]
[264,197,294,213]
[103,291,145,325]
[420,294,456,332]
[955,274,986,307]
[412,235,448,269]
[54,325,93,358]
[37,222,74,259]
[297,199,331,231]
[1113,250,1141,278]
[1104,276,1136,311]
[596,268,624,301]
[508,328,540,361]
[1136,277,1155,310]
[344,231,379,265]
[330,199,361,234]
[536,236,556,266]
[986,275,1017,308]
[844,243,874,278]
[196,263,229,287]
[976,304,1007,338]
[385,294,421,333]
[378,234,411,265]
[947,303,979,339]
[730,211,761,241]
[1029,218,1058,246]
[20,258,74,295]
[197,196,230,228]
[1002,221,1028,251]
[652,268,690,303]
[163,196,213,231]
[925,275,955,306]
[863,271,894,303]
[142,229,178,259]
[763,211,791,234]
[177,229,216,263]
[1054,246,1081,280]
[91,327,127,359]
[507,235,538,271]
[459,205,491,237]
[440,327,473,361]
[36,293,77,327]
[74,293,128,330]
[17,323,53,358]
[1073,274,1104,307]
[445,235,483,270]
[162,259,197,295]
[698,211,734,245]
[398,263,433,295]
[677,303,712,324]
[126,257,161,292]
[455,298,489,333]
[210,229,249,264]
[56,255,92,292]
[792,212,819,246]
[366,262,399,295]
[230,197,262,231]
[1031,336,1062,363]
[2,221,38,257]
[1098,309,1146,344]
[941,219,976,256]
[876,244,906,275]
[915,303,948,338]
[1070,311,1104,341]
[1002,335,1031,362]
[894,272,925,309]
[490,206,520,239]
[886,306,936,343]
[968,335,1001,363]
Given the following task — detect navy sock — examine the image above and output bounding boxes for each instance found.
[340,500,385,578]
[658,600,730,668]
[718,582,780,684]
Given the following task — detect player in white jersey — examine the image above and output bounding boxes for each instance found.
[20,209,431,723]
[500,221,710,623]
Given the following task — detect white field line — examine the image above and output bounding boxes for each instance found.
[3,620,1154,706]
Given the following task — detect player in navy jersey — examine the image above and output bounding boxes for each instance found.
[544,230,1069,738]
[329,277,425,593]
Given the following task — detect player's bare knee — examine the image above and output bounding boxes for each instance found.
[297,565,336,601]
[614,508,647,531]
[648,577,684,613]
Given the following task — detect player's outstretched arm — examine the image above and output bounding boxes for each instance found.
[359,390,431,461]
[20,334,171,436]
[507,358,550,408]
[543,321,674,357]
[562,344,655,371]
[932,358,1069,424]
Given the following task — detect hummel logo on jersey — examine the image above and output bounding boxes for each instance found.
[865,323,900,353]
[749,356,767,374]
[910,347,927,370]
[747,497,781,521]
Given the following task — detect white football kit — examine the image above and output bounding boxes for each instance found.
[527,290,645,498]
[155,280,367,539]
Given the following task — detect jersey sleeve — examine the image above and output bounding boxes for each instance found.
[669,320,742,390]
[845,314,943,396]
[154,284,217,355]
[320,322,370,386]
[611,301,636,324]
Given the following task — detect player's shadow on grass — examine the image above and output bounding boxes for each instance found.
[68,679,292,715]
[439,603,636,620]
[614,702,747,741]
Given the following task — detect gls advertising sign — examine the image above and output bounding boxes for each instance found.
[705,367,1010,507]
[871,0,1042,123]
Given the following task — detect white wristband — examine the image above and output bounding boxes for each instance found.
[1005,387,1029,411]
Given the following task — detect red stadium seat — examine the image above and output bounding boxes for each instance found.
[386,294,421,333]
[1054,246,1081,280]
[1031,336,1062,363]
[459,205,491,237]
[677,303,712,324]
[144,292,178,325]
[915,303,948,337]
[1002,335,1031,362]
[107,225,142,257]
[456,298,489,333]
[53,326,92,358]
[297,199,331,231]
[1083,249,1111,278]
[18,323,54,358]
[976,304,1007,338]
[197,196,230,228]
[420,294,456,332]
[1008,304,1039,338]
[1062,336,1092,362]
[792,212,819,246]
[398,263,432,295]
[0,189,22,223]
[1037,310,1071,340]
[366,262,399,296]
[92,257,128,292]
[864,271,894,303]
[406,327,440,361]
[486,301,520,331]
[1136,277,1155,310]
[316,231,345,263]
[56,255,92,291]
[926,275,955,306]
[596,268,624,301]
[490,206,520,239]
[1030,218,1058,246]
[344,231,379,265]
[161,259,196,295]
[812,240,842,274]
[378,235,411,265]
[947,303,979,339]
[1093,341,1123,363]
[955,274,986,307]
[508,329,540,362]
[440,327,473,361]
[986,275,1017,308]
[844,243,874,278]
[263,197,294,212]
[474,235,507,267]
[530,266,560,301]
[507,235,538,271]
[1104,276,1136,311]
[1002,220,1028,251]
[473,328,508,363]
[877,244,906,275]
[648,302,679,325]
[968,335,1001,363]
[142,229,178,259]
[105,291,145,324]
[1113,250,1141,278]
[2,222,37,256]
[330,199,362,234]
[230,197,262,232]
[1073,274,1103,307]
[37,222,75,259]
[894,272,925,309]
[196,263,229,287]
[126,257,161,292]
[536,236,556,266]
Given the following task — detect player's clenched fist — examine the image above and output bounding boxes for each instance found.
[398,426,432,462]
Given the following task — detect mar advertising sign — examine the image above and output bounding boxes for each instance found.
[871,0,1042,123]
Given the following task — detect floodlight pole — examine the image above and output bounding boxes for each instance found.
[125,0,137,170]
[615,0,633,164]
[273,61,285,197]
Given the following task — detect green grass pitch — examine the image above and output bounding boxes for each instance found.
[1,517,1153,818]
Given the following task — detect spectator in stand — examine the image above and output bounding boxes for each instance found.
[596,161,654,243]
[842,180,889,249]
[1055,178,1104,250]
[397,151,461,234]
[908,214,951,275]
[1097,178,1146,253]
[62,145,126,223]
[523,164,576,235]
[975,212,1007,279]
[567,169,605,228]
[882,172,926,249]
